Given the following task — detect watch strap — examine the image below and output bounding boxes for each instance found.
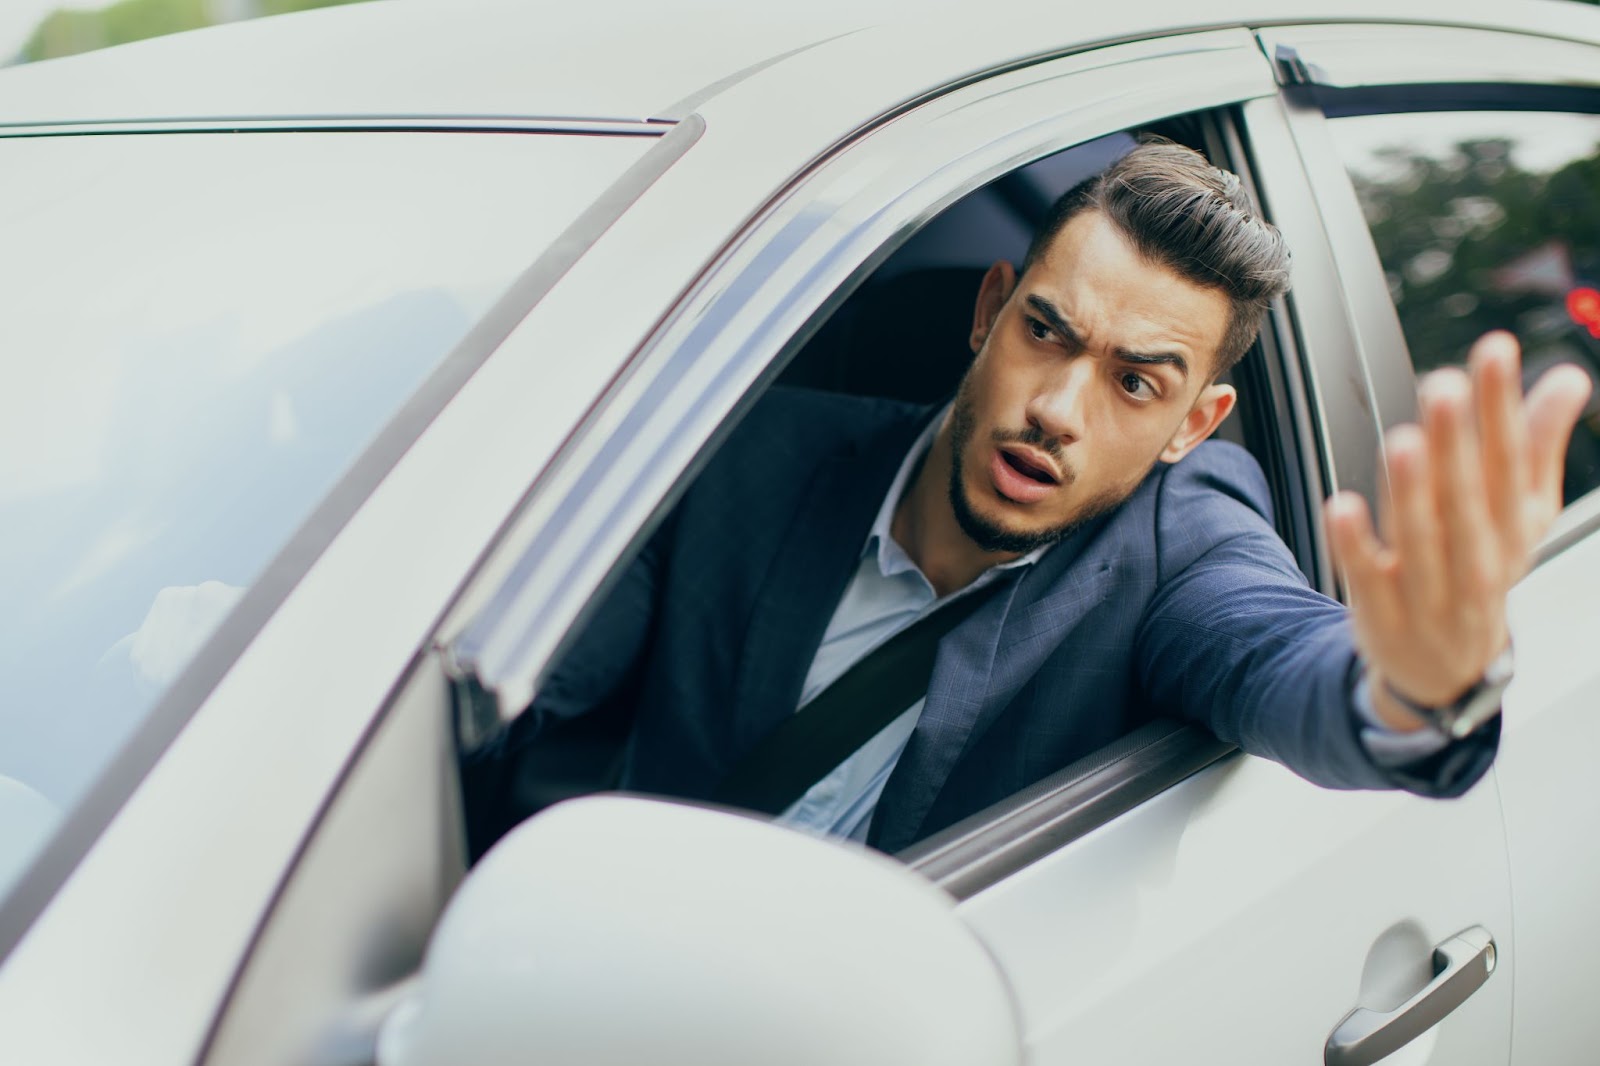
[1383,645,1514,741]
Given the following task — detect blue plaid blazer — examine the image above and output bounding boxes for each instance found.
[521,388,1495,852]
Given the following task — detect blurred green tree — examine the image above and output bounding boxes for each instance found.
[1351,137,1600,370]
[1347,125,1600,502]
[20,0,372,63]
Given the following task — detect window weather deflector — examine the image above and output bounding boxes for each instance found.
[1266,42,1327,88]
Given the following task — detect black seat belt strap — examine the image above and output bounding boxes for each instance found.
[713,584,999,816]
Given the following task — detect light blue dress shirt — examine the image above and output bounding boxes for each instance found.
[772,409,1444,843]
[775,410,1045,842]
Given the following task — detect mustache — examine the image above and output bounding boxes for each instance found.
[990,425,1076,484]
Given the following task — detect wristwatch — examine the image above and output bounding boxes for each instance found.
[1384,645,1515,740]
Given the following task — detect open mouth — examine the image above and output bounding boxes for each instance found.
[1000,448,1059,485]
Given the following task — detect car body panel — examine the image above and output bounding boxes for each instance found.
[1,0,1596,129]
[0,2,1596,1064]
[1500,518,1600,1063]
[1267,27,1600,1060]
[957,758,1515,1064]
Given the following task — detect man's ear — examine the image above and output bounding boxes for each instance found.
[1160,382,1237,463]
[970,261,1018,355]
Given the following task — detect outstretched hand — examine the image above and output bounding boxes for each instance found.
[1324,331,1593,730]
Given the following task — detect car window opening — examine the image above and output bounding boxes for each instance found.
[457,113,1305,865]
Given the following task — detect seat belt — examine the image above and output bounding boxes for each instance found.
[713,584,1000,816]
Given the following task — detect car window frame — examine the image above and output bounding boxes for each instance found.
[906,95,1385,891]
[437,30,1360,895]
[153,34,1305,1061]
[1256,20,1600,546]
[1316,88,1600,525]
[443,27,1285,718]
[924,21,1600,917]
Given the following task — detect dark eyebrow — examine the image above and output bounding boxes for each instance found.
[1115,347,1189,380]
[1024,294,1189,380]
[1024,294,1080,347]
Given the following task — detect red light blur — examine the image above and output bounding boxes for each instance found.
[1571,287,1600,338]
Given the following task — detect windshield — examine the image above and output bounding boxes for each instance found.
[0,129,651,903]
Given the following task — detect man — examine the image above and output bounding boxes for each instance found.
[468,139,1592,854]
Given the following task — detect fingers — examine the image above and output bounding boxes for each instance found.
[1524,362,1593,507]
[1324,490,1401,639]
[1342,329,1591,711]
[1421,369,1498,618]
[1469,331,1529,562]
[1383,421,1448,620]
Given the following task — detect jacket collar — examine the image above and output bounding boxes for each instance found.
[868,508,1121,852]
[728,405,933,758]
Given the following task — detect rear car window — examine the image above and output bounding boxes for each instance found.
[1327,109,1600,506]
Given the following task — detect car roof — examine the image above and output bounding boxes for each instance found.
[0,0,1595,128]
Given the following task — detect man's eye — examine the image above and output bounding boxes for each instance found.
[1120,372,1154,398]
[1026,318,1052,341]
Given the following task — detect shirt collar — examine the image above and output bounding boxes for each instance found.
[864,404,1050,580]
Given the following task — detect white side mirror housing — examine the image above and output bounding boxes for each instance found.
[379,795,1020,1066]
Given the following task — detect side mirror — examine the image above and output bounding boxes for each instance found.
[378,795,1020,1066]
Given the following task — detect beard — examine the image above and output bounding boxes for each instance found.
[946,379,1143,554]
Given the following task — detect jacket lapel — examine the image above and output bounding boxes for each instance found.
[869,517,1119,852]
[728,410,931,759]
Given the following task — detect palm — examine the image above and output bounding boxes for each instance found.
[1325,331,1592,713]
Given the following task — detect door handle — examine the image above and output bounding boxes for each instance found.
[1324,926,1497,1066]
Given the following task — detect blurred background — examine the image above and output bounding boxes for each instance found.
[1,0,372,65]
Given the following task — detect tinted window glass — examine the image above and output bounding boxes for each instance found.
[0,131,650,904]
[1328,110,1600,505]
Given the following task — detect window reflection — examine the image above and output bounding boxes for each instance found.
[0,130,649,904]
[1329,110,1600,505]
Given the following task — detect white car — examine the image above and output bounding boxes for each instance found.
[2,1,1599,1063]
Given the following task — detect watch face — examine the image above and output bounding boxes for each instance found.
[1445,651,1515,739]
[1485,645,1517,686]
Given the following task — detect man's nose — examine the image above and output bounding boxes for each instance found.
[1024,356,1093,444]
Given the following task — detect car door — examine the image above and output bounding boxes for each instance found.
[1252,16,1600,1063]
[436,23,1516,1066]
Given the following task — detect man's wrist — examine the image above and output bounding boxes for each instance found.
[1365,669,1436,734]
[1378,646,1515,741]
[1351,667,1454,766]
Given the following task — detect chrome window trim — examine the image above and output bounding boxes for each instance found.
[440,29,1283,728]
[0,116,671,139]
[0,117,701,965]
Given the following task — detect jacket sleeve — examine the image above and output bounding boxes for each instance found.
[458,511,674,852]
[1132,444,1495,797]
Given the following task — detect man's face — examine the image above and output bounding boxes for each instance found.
[947,209,1236,553]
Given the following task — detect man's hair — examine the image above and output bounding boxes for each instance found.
[1020,137,1291,375]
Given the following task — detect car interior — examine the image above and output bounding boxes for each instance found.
[470,112,1309,853]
